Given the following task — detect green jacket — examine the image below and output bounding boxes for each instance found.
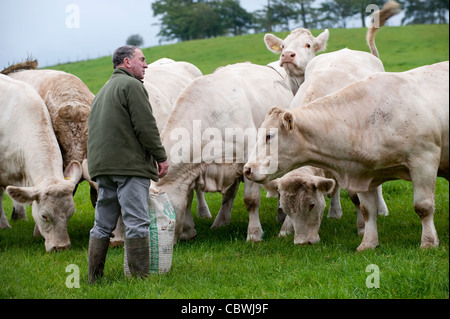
[87,67,167,181]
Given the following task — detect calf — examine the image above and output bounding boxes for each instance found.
[276,167,335,245]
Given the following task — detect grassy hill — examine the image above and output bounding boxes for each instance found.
[49,24,449,94]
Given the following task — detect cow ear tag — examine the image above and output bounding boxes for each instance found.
[65,176,71,180]
[272,45,279,51]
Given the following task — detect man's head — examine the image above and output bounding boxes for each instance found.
[112,45,148,80]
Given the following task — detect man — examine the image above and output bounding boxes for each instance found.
[87,45,169,283]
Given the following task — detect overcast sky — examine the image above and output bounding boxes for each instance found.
[0,0,401,69]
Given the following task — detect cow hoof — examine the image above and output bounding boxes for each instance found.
[246,229,263,242]
[278,230,288,237]
[197,210,212,219]
[211,219,230,229]
[0,221,11,229]
[109,240,124,248]
[420,239,439,249]
[356,242,378,252]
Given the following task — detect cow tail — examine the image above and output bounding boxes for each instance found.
[366,1,402,58]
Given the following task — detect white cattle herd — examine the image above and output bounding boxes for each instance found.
[0,1,448,253]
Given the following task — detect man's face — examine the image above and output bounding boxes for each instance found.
[124,49,148,80]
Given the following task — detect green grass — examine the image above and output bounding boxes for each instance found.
[1,25,449,299]
[1,179,448,299]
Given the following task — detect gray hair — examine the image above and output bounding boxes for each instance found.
[112,45,138,69]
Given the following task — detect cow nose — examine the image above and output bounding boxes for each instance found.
[281,51,296,63]
[52,243,71,252]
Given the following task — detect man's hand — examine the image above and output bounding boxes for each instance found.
[157,160,169,178]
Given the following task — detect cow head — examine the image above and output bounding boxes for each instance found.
[6,161,82,252]
[244,106,302,184]
[278,170,335,245]
[264,28,329,87]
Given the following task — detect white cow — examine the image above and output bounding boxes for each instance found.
[154,62,294,242]
[262,1,401,244]
[264,28,329,95]
[0,74,82,251]
[244,61,449,251]
[5,65,96,228]
[144,59,203,131]
[275,166,336,245]
[264,0,401,96]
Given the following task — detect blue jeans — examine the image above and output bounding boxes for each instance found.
[89,175,150,239]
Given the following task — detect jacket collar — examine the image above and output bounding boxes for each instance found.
[113,67,143,83]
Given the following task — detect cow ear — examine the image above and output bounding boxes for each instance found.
[6,185,40,205]
[313,29,329,53]
[314,177,335,195]
[264,34,283,53]
[282,111,295,131]
[64,160,83,186]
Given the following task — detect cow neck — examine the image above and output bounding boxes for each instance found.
[23,127,65,187]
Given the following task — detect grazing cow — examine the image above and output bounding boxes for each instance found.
[244,61,449,251]
[275,167,336,245]
[0,74,82,252]
[4,65,96,230]
[154,62,293,242]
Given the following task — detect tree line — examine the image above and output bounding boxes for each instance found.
[150,0,449,42]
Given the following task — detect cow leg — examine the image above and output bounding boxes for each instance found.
[411,169,439,248]
[348,191,365,235]
[244,179,263,242]
[327,186,343,219]
[278,215,293,237]
[211,180,240,229]
[276,195,286,223]
[110,213,125,247]
[195,187,212,219]
[356,190,379,251]
[11,203,28,221]
[376,185,389,216]
[181,189,197,240]
[0,190,12,229]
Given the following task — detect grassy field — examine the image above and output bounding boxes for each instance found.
[0,25,449,300]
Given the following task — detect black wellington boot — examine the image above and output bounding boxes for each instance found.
[87,237,109,284]
[125,236,150,278]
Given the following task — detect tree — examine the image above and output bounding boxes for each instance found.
[216,0,253,36]
[319,0,360,28]
[126,34,144,46]
[151,0,252,41]
[401,0,449,25]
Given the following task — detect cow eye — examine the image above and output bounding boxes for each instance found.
[266,133,273,143]
[305,43,311,48]
[280,44,285,49]
[42,214,49,222]
[308,203,315,211]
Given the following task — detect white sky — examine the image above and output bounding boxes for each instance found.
[0,0,402,68]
